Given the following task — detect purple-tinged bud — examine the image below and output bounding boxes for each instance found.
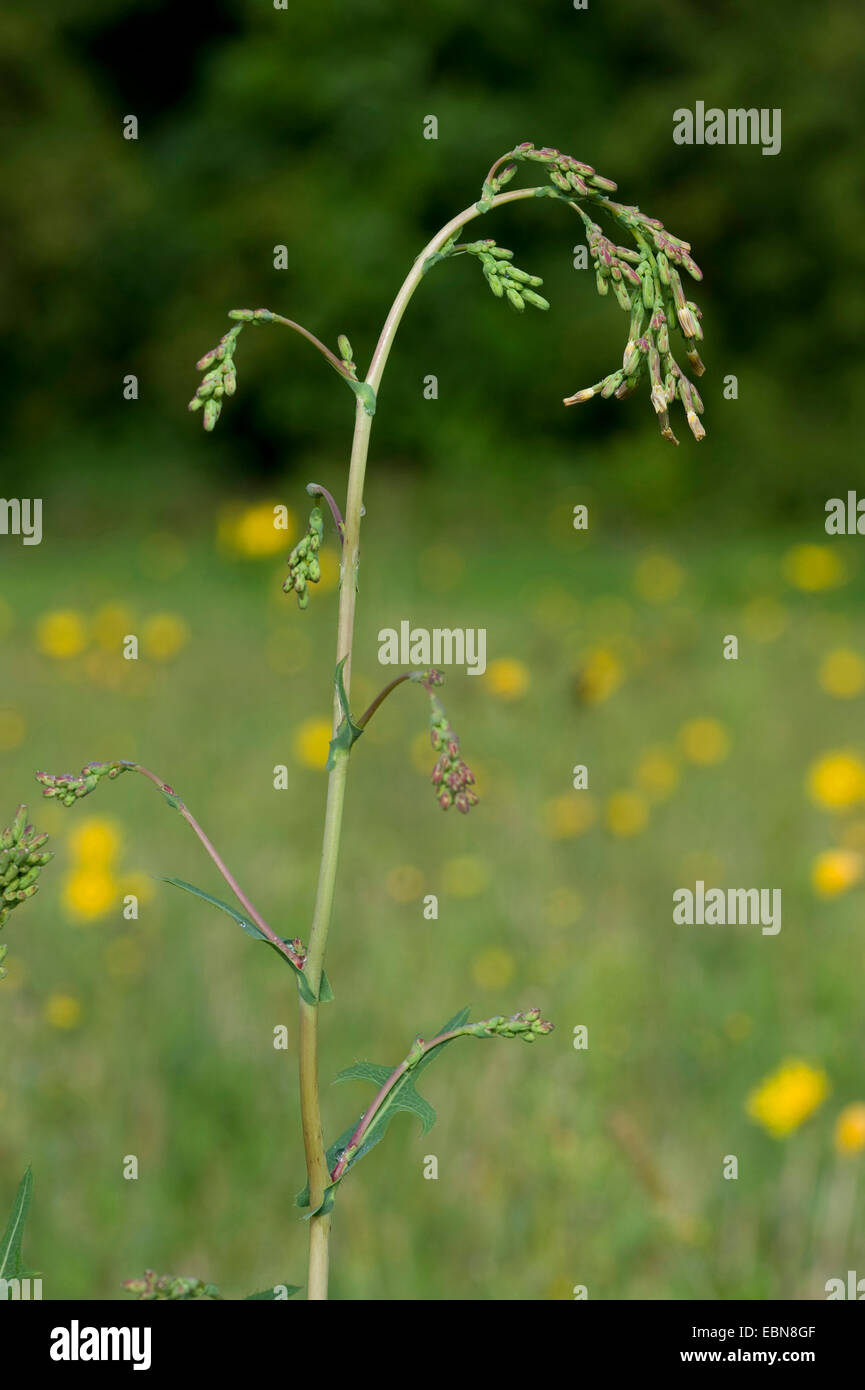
[549,169,571,193]
[668,267,686,310]
[589,173,618,192]
[567,172,588,195]
[228,309,254,322]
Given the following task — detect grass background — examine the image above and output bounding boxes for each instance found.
[3,471,865,1299]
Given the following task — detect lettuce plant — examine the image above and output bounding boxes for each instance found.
[7,144,706,1301]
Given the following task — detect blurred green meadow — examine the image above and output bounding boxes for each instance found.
[3,468,865,1300]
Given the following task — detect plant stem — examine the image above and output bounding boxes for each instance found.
[130,763,305,970]
[296,180,545,1300]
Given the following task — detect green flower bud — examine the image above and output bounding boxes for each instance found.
[11,807,27,844]
[522,290,550,311]
[506,287,525,312]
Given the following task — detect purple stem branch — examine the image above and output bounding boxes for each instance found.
[355,668,440,731]
[267,313,350,380]
[330,1027,467,1182]
[129,763,305,971]
[306,482,345,542]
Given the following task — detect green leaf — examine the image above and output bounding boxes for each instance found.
[245,1283,303,1300]
[326,657,364,770]
[0,1167,33,1280]
[296,1007,471,1217]
[162,878,333,1005]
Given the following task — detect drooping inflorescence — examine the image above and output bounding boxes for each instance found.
[422,672,478,814]
[36,760,132,806]
[187,321,243,431]
[283,504,324,609]
[0,806,53,974]
[189,147,706,447]
[484,142,707,445]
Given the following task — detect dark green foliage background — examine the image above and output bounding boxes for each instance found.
[1,0,865,1299]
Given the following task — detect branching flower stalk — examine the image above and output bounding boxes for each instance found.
[22,145,706,1301]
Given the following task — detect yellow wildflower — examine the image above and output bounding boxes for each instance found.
[142,613,190,662]
[819,648,865,699]
[63,868,118,921]
[36,610,87,659]
[605,791,649,837]
[746,1059,829,1138]
[679,718,730,766]
[542,794,596,839]
[485,658,530,701]
[69,818,122,867]
[808,751,865,809]
[811,849,862,897]
[783,544,844,592]
[293,718,332,770]
[835,1103,865,1156]
[220,502,295,557]
[636,747,679,800]
[44,994,82,1029]
[574,647,623,704]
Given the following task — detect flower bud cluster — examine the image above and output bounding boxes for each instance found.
[188,322,243,431]
[462,239,550,313]
[470,1008,555,1042]
[428,692,478,814]
[122,1270,218,1301]
[502,142,707,446]
[35,761,131,807]
[283,505,324,609]
[0,806,52,947]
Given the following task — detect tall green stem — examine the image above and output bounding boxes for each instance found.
[297,184,542,1300]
